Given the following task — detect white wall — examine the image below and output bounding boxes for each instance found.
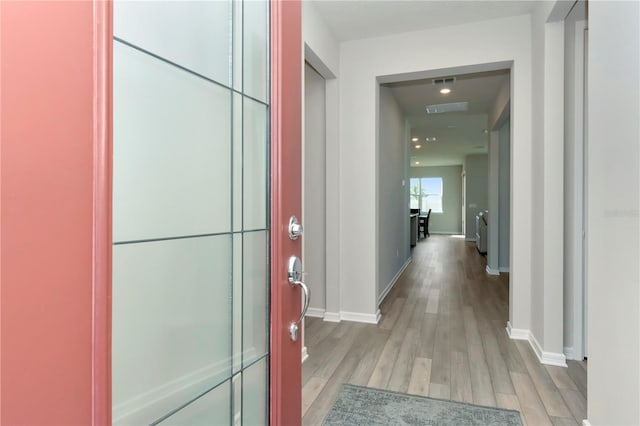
[563,0,586,360]
[530,0,546,356]
[529,1,565,361]
[339,14,533,328]
[377,86,410,302]
[499,120,511,271]
[302,2,342,319]
[489,76,510,130]
[487,117,511,275]
[488,77,510,274]
[410,166,463,234]
[302,2,338,78]
[487,131,500,271]
[587,1,640,424]
[304,63,327,312]
[464,154,488,241]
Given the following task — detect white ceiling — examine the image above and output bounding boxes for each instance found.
[309,0,519,167]
[385,70,509,167]
[311,0,536,42]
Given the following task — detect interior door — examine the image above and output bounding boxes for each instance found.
[111,0,301,424]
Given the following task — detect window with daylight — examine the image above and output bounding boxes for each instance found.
[409,177,443,213]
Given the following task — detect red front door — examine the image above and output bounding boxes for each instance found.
[270,1,304,425]
[0,0,303,424]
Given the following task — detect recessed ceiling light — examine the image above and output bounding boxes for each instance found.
[483,129,489,134]
[415,144,422,149]
[432,137,437,141]
[440,88,451,94]
[415,161,420,165]
[411,137,419,142]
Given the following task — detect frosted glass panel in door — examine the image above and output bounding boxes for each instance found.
[243,99,268,230]
[113,0,231,85]
[242,358,268,426]
[159,383,230,426]
[113,41,231,242]
[112,236,231,425]
[242,231,268,367]
[233,93,243,232]
[113,1,270,424]
[243,0,268,101]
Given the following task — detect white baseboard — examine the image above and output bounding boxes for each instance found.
[529,333,567,367]
[506,321,530,340]
[323,311,341,322]
[340,310,381,324]
[465,237,476,242]
[429,231,462,235]
[506,322,567,367]
[582,420,591,426]
[564,346,575,360]
[301,346,308,364]
[378,258,411,305]
[316,310,381,324]
[305,307,325,318]
[486,266,500,275]
[499,266,510,273]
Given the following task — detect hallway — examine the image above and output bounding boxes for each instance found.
[302,236,587,425]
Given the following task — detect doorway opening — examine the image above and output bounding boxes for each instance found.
[302,63,523,422]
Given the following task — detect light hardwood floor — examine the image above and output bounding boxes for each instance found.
[302,235,587,426]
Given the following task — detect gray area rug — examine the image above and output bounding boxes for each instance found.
[323,384,522,426]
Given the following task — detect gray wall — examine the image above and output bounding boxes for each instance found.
[587,1,640,424]
[463,154,488,240]
[499,120,511,270]
[377,86,410,301]
[410,165,463,234]
[304,63,326,311]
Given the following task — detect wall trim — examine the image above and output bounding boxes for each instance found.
[486,266,500,275]
[563,346,575,360]
[323,311,341,322]
[506,323,567,367]
[378,258,411,305]
[428,231,464,235]
[305,308,325,318]
[317,310,382,324]
[529,332,567,367]
[499,266,510,273]
[340,310,381,324]
[582,420,591,426]
[301,346,309,364]
[506,321,530,340]
[465,237,476,242]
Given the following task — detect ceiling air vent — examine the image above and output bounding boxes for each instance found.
[425,102,468,114]
[432,77,456,85]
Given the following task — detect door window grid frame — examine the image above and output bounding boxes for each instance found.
[111,0,270,424]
